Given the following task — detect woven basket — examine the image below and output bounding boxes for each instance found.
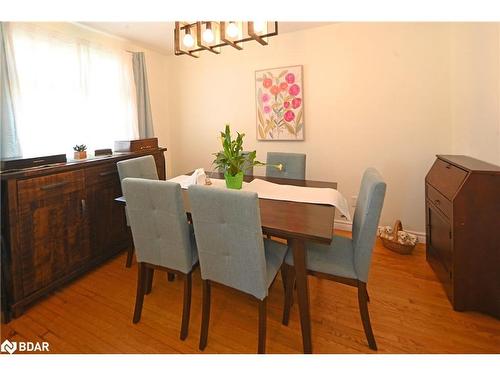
[381,220,416,255]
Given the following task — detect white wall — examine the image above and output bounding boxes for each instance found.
[450,23,500,166]
[165,23,453,233]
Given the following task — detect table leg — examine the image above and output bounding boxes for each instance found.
[290,238,312,354]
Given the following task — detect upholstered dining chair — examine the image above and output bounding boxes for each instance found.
[188,185,288,354]
[282,168,386,350]
[265,152,306,180]
[241,151,255,176]
[122,178,198,341]
[117,155,159,267]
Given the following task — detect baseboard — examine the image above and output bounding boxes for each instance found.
[334,219,427,243]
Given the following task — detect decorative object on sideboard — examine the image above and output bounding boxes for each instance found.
[212,124,264,189]
[114,137,159,152]
[378,220,418,255]
[256,65,304,141]
[0,154,67,172]
[73,144,87,160]
[94,148,113,157]
[175,21,278,58]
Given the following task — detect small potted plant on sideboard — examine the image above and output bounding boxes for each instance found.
[212,124,264,189]
[73,144,87,160]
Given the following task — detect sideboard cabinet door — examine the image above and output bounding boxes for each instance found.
[17,170,90,296]
[85,163,130,257]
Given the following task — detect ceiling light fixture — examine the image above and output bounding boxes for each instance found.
[182,26,194,48]
[226,21,239,38]
[202,23,214,43]
[175,21,278,58]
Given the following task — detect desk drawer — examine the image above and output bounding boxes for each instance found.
[426,159,468,200]
[427,183,452,219]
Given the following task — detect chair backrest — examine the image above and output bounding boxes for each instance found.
[241,151,254,176]
[117,155,159,226]
[188,185,268,300]
[351,168,387,282]
[217,151,254,176]
[122,178,195,273]
[266,152,306,180]
[117,155,159,183]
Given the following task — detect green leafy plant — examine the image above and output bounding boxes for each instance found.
[73,144,87,152]
[212,124,264,177]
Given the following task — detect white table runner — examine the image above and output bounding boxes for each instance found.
[167,175,351,221]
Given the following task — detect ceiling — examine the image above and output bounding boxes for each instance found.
[81,22,332,55]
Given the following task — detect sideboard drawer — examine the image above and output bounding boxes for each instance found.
[426,159,468,200]
[17,170,85,202]
[85,163,119,186]
[427,183,452,219]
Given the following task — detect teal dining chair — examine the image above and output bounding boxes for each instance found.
[188,185,288,354]
[265,152,306,180]
[282,168,386,350]
[117,155,159,267]
[122,178,198,341]
[117,155,159,181]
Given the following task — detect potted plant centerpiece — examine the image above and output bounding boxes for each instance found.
[213,124,264,189]
[73,144,87,160]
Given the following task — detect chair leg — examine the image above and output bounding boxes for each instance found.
[180,272,192,341]
[145,268,154,295]
[133,262,146,323]
[358,282,377,350]
[282,264,295,326]
[199,279,211,351]
[366,288,370,303]
[167,272,175,282]
[281,263,288,296]
[125,247,134,268]
[258,297,267,354]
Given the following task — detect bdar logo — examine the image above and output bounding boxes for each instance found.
[0,339,49,354]
[1,339,17,354]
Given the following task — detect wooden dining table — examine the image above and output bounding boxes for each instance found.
[117,171,337,353]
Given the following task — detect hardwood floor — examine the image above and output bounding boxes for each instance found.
[1,231,499,353]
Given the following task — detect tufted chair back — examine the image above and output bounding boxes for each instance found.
[188,185,268,300]
[265,152,306,180]
[117,155,159,183]
[117,155,159,226]
[351,168,387,282]
[122,178,196,273]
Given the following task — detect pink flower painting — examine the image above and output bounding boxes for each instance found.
[255,65,304,140]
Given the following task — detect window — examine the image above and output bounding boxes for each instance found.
[8,24,138,158]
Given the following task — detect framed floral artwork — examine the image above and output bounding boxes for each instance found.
[255,65,304,141]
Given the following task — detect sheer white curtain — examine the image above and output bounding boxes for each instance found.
[7,23,138,158]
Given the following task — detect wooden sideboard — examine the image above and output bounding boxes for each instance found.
[1,148,166,323]
[425,155,500,319]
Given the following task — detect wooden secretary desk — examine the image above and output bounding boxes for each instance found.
[425,155,500,319]
[1,147,166,322]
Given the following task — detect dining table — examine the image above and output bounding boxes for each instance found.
[116,171,337,354]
